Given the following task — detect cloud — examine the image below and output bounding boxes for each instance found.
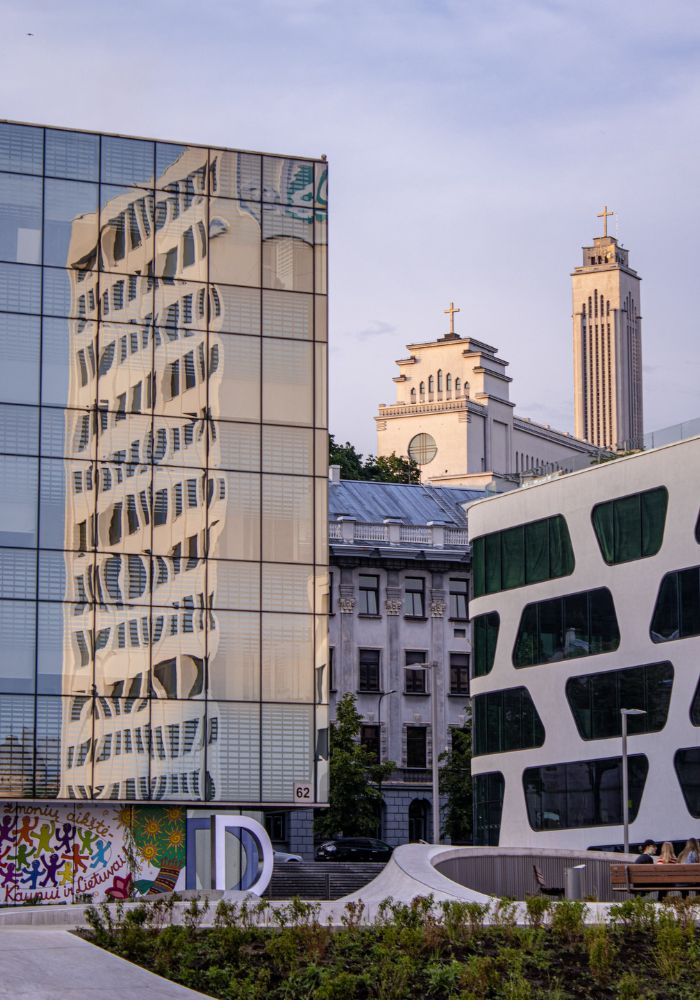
[351,321,397,341]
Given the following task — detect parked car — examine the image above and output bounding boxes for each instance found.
[315,837,393,863]
[273,850,303,863]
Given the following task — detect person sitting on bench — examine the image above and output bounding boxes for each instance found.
[634,839,657,864]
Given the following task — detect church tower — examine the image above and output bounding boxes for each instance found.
[572,207,644,450]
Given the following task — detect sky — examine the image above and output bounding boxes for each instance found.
[2,0,700,455]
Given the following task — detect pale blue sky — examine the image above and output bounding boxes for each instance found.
[3,0,700,453]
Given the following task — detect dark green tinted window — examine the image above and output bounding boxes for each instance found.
[473,612,499,677]
[523,755,648,831]
[472,535,485,599]
[689,677,700,726]
[513,588,619,668]
[675,749,700,817]
[474,686,545,755]
[650,566,700,642]
[566,662,673,740]
[473,771,504,845]
[695,509,700,544]
[471,514,574,598]
[592,486,668,565]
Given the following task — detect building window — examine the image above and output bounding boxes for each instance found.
[472,514,575,598]
[523,755,648,831]
[358,649,380,692]
[406,726,427,768]
[449,653,470,695]
[404,576,425,617]
[449,577,468,619]
[650,566,700,643]
[566,662,673,740]
[473,771,504,845]
[328,571,334,614]
[592,486,668,565]
[675,748,700,817]
[329,647,335,691]
[358,573,380,615]
[265,812,288,843]
[404,651,427,694]
[473,612,499,677]
[473,687,545,756]
[513,588,619,668]
[360,724,380,762]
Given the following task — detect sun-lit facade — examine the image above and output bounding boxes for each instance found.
[0,121,329,823]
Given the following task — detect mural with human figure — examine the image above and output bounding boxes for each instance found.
[0,802,186,905]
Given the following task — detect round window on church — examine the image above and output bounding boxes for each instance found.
[408,433,437,466]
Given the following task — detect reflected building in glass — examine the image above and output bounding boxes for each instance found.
[0,122,328,824]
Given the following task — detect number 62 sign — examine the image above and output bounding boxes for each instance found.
[293,782,313,802]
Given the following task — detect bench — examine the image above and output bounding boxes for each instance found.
[611,864,700,894]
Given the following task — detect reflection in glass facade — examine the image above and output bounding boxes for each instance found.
[0,121,329,806]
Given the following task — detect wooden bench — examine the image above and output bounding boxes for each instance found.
[611,864,700,894]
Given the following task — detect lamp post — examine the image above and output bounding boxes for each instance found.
[376,689,396,762]
[430,660,441,845]
[621,708,646,855]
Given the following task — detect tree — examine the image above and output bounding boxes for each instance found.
[328,434,420,484]
[439,723,472,843]
[315,693,395,839]
[329,435,365,480]
[364,452,420,484]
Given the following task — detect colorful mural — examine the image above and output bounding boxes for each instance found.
[0,802,186,905]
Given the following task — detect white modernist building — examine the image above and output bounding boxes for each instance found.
[468,435,700,850]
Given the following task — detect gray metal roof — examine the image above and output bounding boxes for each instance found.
[328,479,486,527]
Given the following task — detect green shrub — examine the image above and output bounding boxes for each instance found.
[524,894,551,929]
[550,899,587,943]
[585,923,617,983]
[608,896,656,932]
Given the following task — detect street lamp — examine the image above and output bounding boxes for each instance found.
[376,689,396,762]
[430,661,441,845]
[621,708,646,855]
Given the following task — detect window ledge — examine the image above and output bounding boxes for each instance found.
[448,692,470,699]
[358,613,382,620]
[448,618,469,624]
[403,690,429,697]
[404,616,428,622]
[357,689,381,696]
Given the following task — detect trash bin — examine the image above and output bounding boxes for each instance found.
[565,864,586,899]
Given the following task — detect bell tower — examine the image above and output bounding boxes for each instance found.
[572,207,644,450]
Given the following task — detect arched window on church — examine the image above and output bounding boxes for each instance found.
[446,373,452,393]
[419,381,425,400]
[455,377,462,396]
[410,388,416,403]
[428,375,434,394]
[437,369,443,392]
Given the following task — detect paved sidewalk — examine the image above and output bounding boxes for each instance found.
[0,928,209,999]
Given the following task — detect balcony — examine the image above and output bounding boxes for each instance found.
[329,519,468,549]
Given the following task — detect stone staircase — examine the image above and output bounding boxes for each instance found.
[263,861,386,900]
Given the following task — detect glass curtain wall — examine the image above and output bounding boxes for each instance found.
[0,122,329,806]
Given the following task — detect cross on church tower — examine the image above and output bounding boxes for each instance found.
[597,205,615,238]
[444,301,460,337]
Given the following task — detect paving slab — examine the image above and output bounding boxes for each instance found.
[0,929,210,1000]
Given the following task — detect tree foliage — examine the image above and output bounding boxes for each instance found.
[439,723,473,843]
[315,693,395,839]
[329,434,420,484]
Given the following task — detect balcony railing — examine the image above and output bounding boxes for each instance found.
[329,519,469,550]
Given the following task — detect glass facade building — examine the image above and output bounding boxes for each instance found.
[0,121,329,808]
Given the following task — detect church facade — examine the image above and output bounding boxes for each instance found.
[375,305,603,489]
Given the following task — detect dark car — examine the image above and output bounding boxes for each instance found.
[315,837,393,863]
